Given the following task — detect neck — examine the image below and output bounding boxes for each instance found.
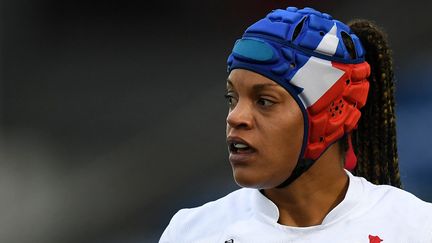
[262,143,349,227]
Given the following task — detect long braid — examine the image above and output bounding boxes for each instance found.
[347,20,401,188]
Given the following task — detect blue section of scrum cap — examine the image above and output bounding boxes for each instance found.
[267,9,303,24]
[308,14,333,33]
[237,7,366,63]
[245,18,292,40]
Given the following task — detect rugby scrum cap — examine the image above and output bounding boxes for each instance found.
[227,7,370,186]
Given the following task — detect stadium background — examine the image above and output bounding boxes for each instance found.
[1,0,431,242]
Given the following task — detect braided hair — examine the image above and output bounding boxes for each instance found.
[343,20,401,188]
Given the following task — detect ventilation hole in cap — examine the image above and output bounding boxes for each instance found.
[341,31,356,59]
[290,62,296,69]
[319,31,325,36]
[292,17,307,41]
[319,137,324,142]
[346,79,351,85]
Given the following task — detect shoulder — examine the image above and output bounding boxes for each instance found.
[170,187,253,226]
[353,175,432,239]
[159,188,255,243]
[358,176,432,211]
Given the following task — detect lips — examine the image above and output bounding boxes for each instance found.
[227,136,257,164]
[227,136,255,153]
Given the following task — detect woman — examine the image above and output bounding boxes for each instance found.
[160,7,432,242]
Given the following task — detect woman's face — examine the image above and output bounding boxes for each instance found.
[226,69,304,189]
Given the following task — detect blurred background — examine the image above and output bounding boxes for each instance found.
[1,0,431,242]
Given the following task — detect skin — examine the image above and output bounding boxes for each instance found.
[225,69,349,227]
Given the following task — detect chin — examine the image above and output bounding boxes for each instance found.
[232,169,278,189]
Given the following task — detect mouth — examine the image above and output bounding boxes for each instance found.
[227,137,256,154]
[227,136,257,165]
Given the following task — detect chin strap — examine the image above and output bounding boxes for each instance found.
[277,134,357,188]
[276,158,315,188]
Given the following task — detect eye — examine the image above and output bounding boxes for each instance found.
[224,93,238,107]
[257,98,275,107]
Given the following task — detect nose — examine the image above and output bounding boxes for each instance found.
[226,100,254,130]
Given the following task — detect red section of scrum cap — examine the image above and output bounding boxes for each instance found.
[303,61,370,160]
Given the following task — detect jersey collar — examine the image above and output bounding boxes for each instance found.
[250,170,364,228]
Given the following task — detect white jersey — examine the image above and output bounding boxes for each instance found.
[159,171,432,243]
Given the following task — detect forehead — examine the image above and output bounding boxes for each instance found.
[227,69,284,91]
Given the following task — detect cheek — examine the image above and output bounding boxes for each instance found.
[267,113,303,148]
[261,113,304,173]
[281,116,304,155]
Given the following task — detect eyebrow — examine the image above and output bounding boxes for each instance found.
[226,78,280,92]
[226,78,234,88]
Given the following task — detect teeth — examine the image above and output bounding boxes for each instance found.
[234,143,248,149]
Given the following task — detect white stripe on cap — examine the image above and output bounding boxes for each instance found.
[315,24,339,56]
[289,24,343,108]
[290,56,344,107]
